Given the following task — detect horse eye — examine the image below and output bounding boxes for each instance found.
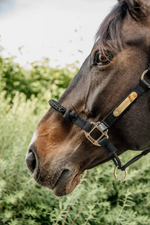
[94,51,113,66]
[99,54,108,63]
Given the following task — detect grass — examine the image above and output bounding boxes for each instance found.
[1,91,150,225]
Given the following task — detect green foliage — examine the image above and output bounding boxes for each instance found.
[1,53,150,224]
[0,55,77,102]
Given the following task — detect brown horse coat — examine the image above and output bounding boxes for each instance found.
[26,0,150,196]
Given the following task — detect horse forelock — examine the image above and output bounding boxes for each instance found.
[95,1,129,52]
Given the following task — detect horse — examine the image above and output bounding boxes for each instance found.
[26,0,150,197]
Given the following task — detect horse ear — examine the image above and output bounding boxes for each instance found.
[125,0,150,19]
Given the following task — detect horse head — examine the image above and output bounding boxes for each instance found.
[26,0,150,196]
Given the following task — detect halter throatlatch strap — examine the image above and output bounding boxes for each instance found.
[49,68,150,181]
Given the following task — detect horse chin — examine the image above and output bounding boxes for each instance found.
[34,170,81,197]
[53,174,81,197]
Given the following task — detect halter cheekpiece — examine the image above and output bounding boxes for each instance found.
[49,69,150,182]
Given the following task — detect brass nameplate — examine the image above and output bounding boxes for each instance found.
[113,92,138,117]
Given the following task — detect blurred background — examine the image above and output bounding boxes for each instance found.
[1,1,150,225]
[0,0,117,67]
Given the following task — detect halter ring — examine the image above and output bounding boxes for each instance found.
[141,69,150,88]
[114,166,127,182]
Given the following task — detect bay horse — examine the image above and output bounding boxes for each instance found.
[26,0,150,197]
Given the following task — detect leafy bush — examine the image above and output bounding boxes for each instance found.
[0,55,78,102]
[1,53,150,224]
[1,93,150,224]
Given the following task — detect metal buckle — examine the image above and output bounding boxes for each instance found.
[84,122,109,146]
[141,70,150,88]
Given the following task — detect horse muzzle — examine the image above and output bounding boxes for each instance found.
[26,144,40,178]
[26,143,81,196]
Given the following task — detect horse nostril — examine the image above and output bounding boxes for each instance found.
[26,150,36,173]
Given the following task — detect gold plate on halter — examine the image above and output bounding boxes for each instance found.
[113,92,138,117]
[114,166,127,182]
[84,122,109,146]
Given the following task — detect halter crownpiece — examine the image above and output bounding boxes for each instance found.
[49,68,150,182]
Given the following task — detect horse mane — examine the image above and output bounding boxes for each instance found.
[95,0,129,52]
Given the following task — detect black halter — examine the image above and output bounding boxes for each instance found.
[49,69,150,182]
